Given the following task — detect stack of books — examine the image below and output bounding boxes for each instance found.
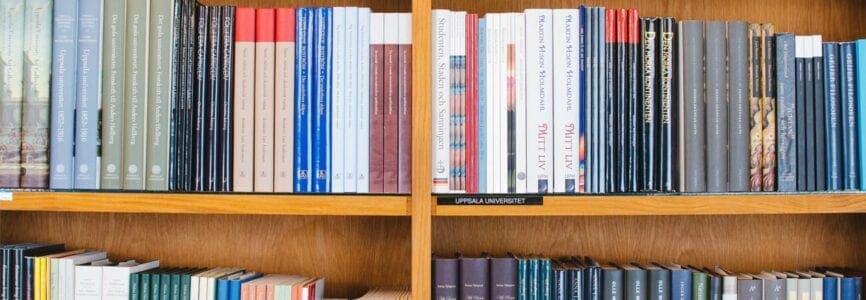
[431,7,866,194]
[433,255,865,300]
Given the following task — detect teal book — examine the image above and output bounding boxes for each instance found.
[856,39,866,190]
[20,0,53,188]
[130,273,141,300]
[141,271,152,300]
[100,0,127,189]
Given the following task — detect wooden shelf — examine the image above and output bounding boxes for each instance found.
[0,191,411,216]
[432,193,866,216]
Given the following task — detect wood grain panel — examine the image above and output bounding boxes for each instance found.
[1,212,411,298]
[433,214,866,272]
[432,0,866,41]
[411,0,433,296]
[199,0,410,11]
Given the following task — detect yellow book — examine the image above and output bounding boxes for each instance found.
[39,257,48,300]
[34,257,42,300]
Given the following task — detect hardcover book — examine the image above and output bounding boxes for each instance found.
[433,256,458,300]
[48,0,79,189]
[705,21,728,192]
[356,8,371,193]
[857,39,866,190]
[795,36,808,191]
[219,6,236,192]
[761,24,777,191]
[100,0,127,190]
[728,22,751,192]
[840,42,859,190]
[20,0,52,189]
[311,7,332,193]
[748,24,764,192]
[681,20,706,192]
[293,8,314,192]
[812,36,826,192]
[431,10,451,193]
[0,0,24,188]
[805,35,817,191]
[553,9,581,194]
[658,17,677,192]
[331,7,346,193]
[74,0,104,189]
[122,0,149,190]
[641,18,658,192]
[524,9,554,193]
[344,7,359,193]
[206,6,221,192]
[626,9,640,193]
[233,7,256,192]
[274,8,296,192]
[146,0,178,191]
[254,8,276,192]
[370,12,385,193]
[824,42,842,191]
[776,33,797,191]
[383,13,400,193]
[397,12,413,194]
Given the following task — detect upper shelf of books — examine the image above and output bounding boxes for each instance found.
[200,0,410,12]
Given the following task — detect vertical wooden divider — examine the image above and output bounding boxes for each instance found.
[410,0,432,297]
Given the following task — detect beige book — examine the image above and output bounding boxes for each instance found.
[254,9,277,192]
[233,8,257,192]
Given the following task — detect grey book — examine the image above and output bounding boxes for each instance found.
[705,270,722,300]
[727,21,750,192]
[705,21,728,192]
[775,33,798,191]
[491,256,518,300]
[145,0,176,191]
[459,256,489,300]
[794,271,811,300]
[640,263,669,300]
[737,274,763,300]
[433,256,458,300]
[621,263,648,300]
[584,7,595,193]
[681,20,706,192]
[807,271,824,300]
[755,272,786,300]
[100,0,127,189]
[122,0,150,190]
[595,7,608,194]
[603,264,624,300]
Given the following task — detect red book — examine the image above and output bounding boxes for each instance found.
[397,13,413,194]
[370,13,385,193]
[464,14,478,194]
[383,13,400,193]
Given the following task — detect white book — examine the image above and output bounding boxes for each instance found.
[524,9,554,193]
[356,8,371,193]
[488,13,500,193]
[500,13,512,194]
[343,7,359,193]
[254,10,276,192]
[484,14,495,193]
[190,269,216,300]
[331,7,346,193]
[514,13,527,194]
[101,259,159,300]
[60,251,107,300]
[233,8,256,192]
[204,268,243,300]
[74,259,113,300]
[451,10,466,193]
[552,9,580,193]
[808,271,824,300]
[274,8,296,193]
[431,9,451,193]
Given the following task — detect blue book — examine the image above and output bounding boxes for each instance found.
[825,42,844,190]
[856,39,866,190]
[294,8,314,192]
[840,42,859,190]
[73,0,103,189]
[311,7,332,193]
[49,0,79,189]
[217,277,231,300]
[578,6,587,193]
[776,33,797,191]
[670,268,692,300]
[477,19,486,193]
[825,276,839,300]
[841,277,860,300]
[228,273,262,300]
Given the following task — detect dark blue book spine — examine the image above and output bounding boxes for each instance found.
[796,41,808,191]
[294,8,314,192]
[841,278,858,300]
[22,257,32,300]
[671,270,692,300]
[49,0,79,189]
[206,7,222,192]
[312,7,332,192]
[840,42,860,190]
[578,6,587,193]
[824,43,843,190]
[571,268,584,300]
[805,44,816,191]
[825,277,839,300]
[554,269,569,300]
[194,6,209,192]
[588,267,602,300]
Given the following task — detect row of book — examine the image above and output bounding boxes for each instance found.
[0,243,325,300]
[433,255,865,300]
[0,0,414,194]
[430,7,866,194]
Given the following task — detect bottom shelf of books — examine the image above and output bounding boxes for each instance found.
[0,212,411,299]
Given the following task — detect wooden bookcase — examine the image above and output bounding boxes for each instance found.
[2,0,866,298]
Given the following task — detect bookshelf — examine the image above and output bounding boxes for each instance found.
[2,0,866,299]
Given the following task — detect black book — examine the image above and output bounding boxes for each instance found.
[615,9,628,193]
[194,5,209,192]
[804,36,817,191]
[627,10,641,193]
[491,256,518,300]
[705,268,722,300]
[585,257,603,300]
[640,18,658,192]
[568,258,586,300]
[13,244,64,300]
[433,255,458,300]
[206,6,222,192]
[622,263,648,300]
[459,256,489,300]
[657,18,678,192]
[813,38,826,191]
[640,263,670,300]
[604,9,616,193]
[168,0,184,191]
[795,36,807,191]
[183,0,198,191]
[22,257,32,300]
[220,6,236,192]
[553,260,571,300]
[602,263,624,300]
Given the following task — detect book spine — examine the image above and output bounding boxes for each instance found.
[20,0,52,189]
[739,279,763,300]
[671,270,692,300]
[99,0,126,189]
[398,12,413,194]
[344,7,358,193]
[494,13,505,194]
[805,35,817,191]
[168,0,181,190]
[254,8,276,192]
[614,9,626,192]
[477,18,487,193]
[812,36,826,192]
[459,258,490,300]
[330,7,346,193]
[513,13,526,194]
[598,8,609,193]
[776,33,797,191]
[692,272,708,300]
[627,10,641,193]
[578,8,586,193]
[206,5,222,192]
[858,39,866,191]
[682,20,705,192]
[658,17,677,192]
[433,258,458,300]
[826,42,843,191]
[312,7,332,192]
[761,24,777,191]
[448,11,464,193]
[488,13,498,193]
[491,258,518,300]
[728,22,750,192]
[626,269,648,300]
[233,7,256,192]
[145,0,176,191]
[181,0,196,191]
[583,8,593,193]
[49,0,79,189]
[823,278,838,300]
[274,8,296,192]
[603,269,623,300]
[640,18,658,192]
[840,42,860,190]
[121,0,149,190]
[649,269,670,300]
[0,0,24,188]
[748,24,764,191]
[795,37,808,191]
[705,21,727,192]
[370,12,387,193]
[840,278,856,300]
[553,9,580,193]
[219,6,235,192]
[194,6,209,191]
[505,13,515,193]
[709,276,722,300]
[74,0,104,189]
[465,13,476,194]
[356,8,371,193]
[431,10,450,193]
[383,13,400,193]
[525,9,554,193]
[294,8,313,192]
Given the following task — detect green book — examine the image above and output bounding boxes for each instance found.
[518,258,528,300]
[130,273,141,300]
[180,270,197,300]
[141,271,152,300]
[171,270,185,300]
[692,269,709,300]
[144,0,176,190]
[161,271,175,300]
[541,259,552,300]
[99,0,127,188]
[121,0,150,189]
[151,270,163,300]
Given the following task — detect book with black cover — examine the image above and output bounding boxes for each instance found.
[168,0,185,191]
[220,6,236,192]
[568,258,585,300]
[194,5,209,192]
[602,263,624,300]
[641,263,670,300]
[605,9,616,193]
[626,9,641,193]
[658,18,678,192]
[181,0,198,191]
[805,35,817,191]
[640,18,658,192]
[206,6,222,192]
[585,257,603,300]
[795,36,808,191]
[433,255,458,300]
[813,37,826,192]
[553,260,570,300]
[705,268,722,300]
[622,263,648,300]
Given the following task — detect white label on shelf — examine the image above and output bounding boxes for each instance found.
[0,192,11,201]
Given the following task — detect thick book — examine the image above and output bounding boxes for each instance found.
[274,8,296,193]
[705,21,728,192]
[331,7,346,193]
[293,8,314,192]
[48,0,78,189]
[397,13,413,194]
[826,42,843,191]
[180,0,196,192]
[433,256,458,300]
[356,8,371,193]
[812,36,826,192]
[623,264,648,300]
[0,0,24,188]
[121,0,149,190]
[625,10,640,192]
[553,9,581,193]
[658,17,677,192]
[602,264,623,300]
[431,10,450,193]
[857,39,866,191]
[748,24,764,192]
[205,7,222,192]
[681,20,705,192]
[74,0,104,189]
[99,0,127,189]
[491,257,517,300]
[370,12,385,193]
[640,18,658,192]
[642,264,670,300]
[728,21,751,192]
[761,24,777,191]
[145,0,177,191]
[219,6,236,192]
[20,0,52,188]
[233,7,256,192]
[692,269,709,300]
[383,13,400,193]
[840,42,860,190]
[776,33,798,192]
[311,7,333,193]
[737,275,763,300]
[254,8,276,192]
[795,36,808,191]
[525,9,554,193]
[459,257,489,300]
